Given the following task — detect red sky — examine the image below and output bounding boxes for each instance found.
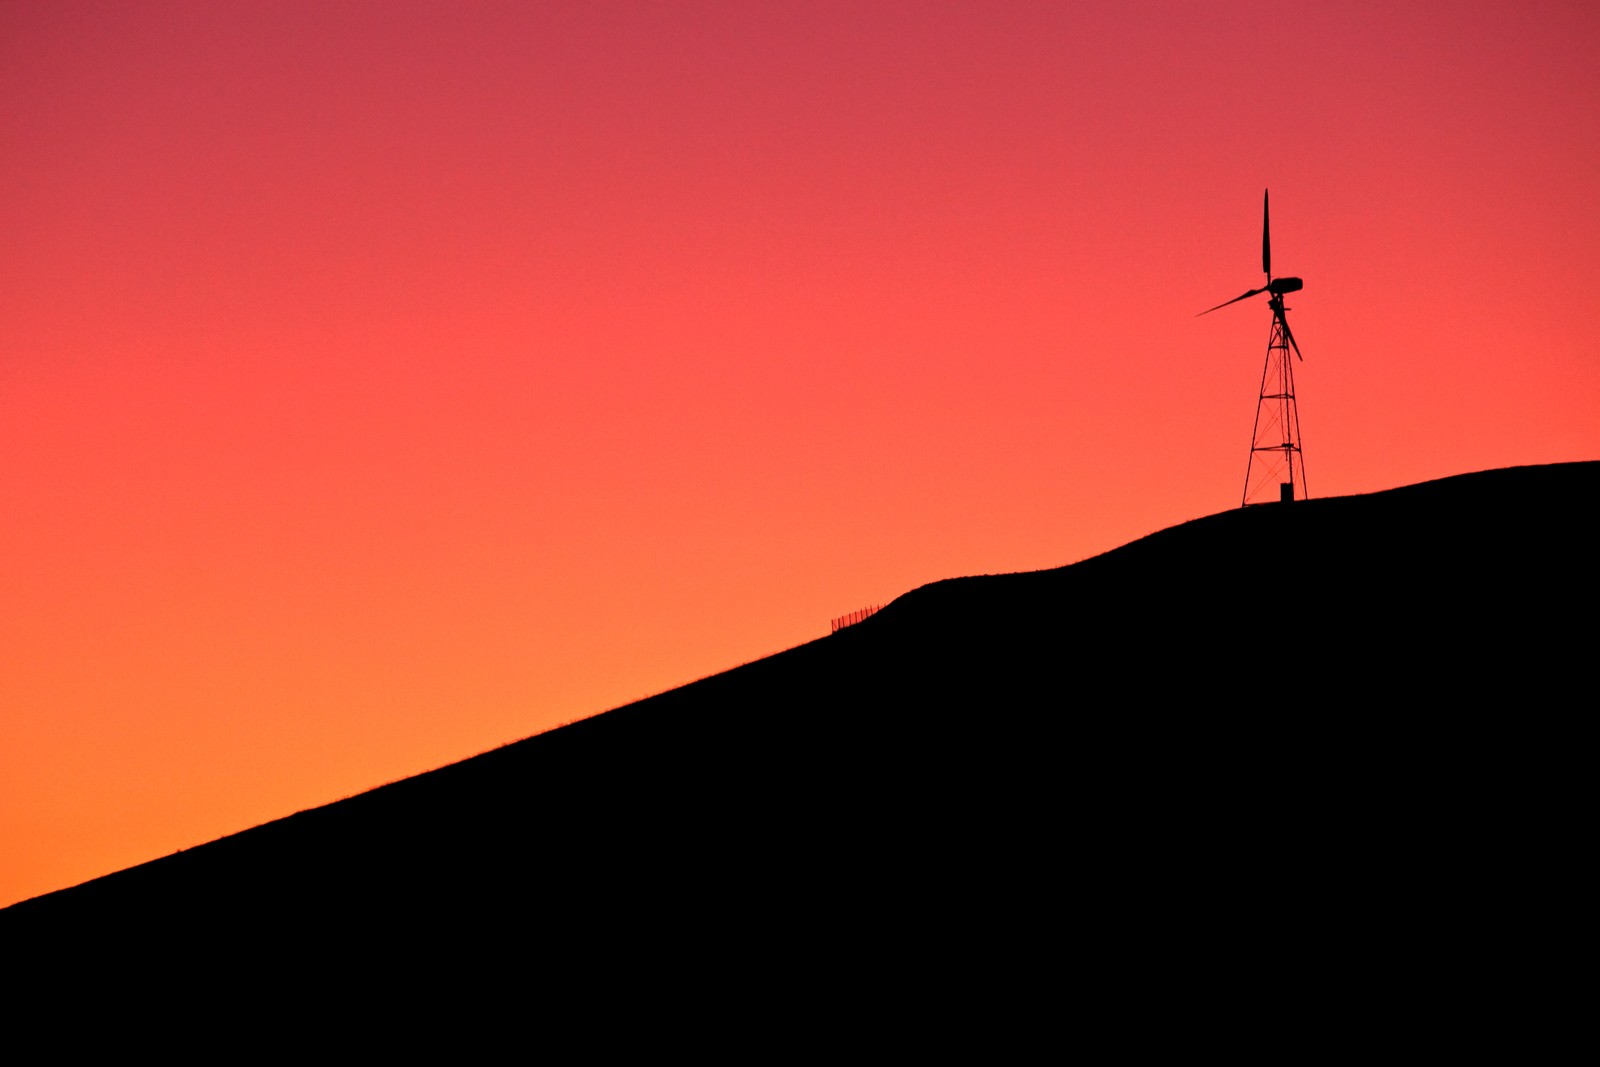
[4,1,1597,906]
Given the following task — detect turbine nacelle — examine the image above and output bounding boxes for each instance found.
[1269,277,1302,295]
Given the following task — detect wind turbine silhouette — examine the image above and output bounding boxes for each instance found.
[1200,189,1309,506]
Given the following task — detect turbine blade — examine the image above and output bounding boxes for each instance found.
[1278,308,1303,360]
[1262,189,1271,278]
[1197,286,1267,316]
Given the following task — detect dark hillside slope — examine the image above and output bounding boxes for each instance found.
[6,462,1593,1013]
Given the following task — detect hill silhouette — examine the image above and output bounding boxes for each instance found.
[6,462,1592,1031]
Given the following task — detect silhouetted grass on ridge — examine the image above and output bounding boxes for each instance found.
[4,462,1592,1023]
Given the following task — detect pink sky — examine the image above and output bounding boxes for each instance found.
[4,1,1597,906]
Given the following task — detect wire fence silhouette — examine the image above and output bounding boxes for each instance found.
[830,605,882,634]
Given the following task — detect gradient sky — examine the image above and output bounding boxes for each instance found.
[4,1,1597,906]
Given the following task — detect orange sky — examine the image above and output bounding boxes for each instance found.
[4,1,1597,907]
